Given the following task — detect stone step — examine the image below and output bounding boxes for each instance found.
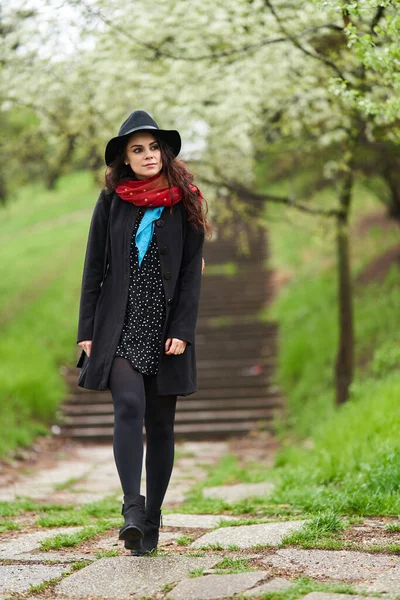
[194,349,275,361]
[200,285,269,295]
[62,396,281,415]
[196,328,277,338]
[62,227,282,441]
[198,303,269,313]
[203,251,266,260]
[60,419,275,440]
[66,364,276,392]
[66,382,280,400]
[197,357,276,368]
[198,306,272,315]
[195,332,277,341]
[61,406,278,428]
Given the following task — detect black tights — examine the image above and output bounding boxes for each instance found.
[108,357,177,512]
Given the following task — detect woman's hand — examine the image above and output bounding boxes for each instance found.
[165,338,187,355]
[78,340,92,357]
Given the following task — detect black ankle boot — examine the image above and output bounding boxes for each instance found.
[142,509,162,554]
[119,494,145,542]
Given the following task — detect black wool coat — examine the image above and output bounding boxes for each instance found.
[76,188,204,396]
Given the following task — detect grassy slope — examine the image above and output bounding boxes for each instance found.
[261,177,400,515]
[0,172,99,455]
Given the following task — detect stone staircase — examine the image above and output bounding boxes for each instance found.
[59,226,282,439]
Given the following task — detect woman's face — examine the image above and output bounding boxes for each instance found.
[124,131,162,180]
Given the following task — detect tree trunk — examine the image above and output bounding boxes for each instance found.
[382,165,400,222]
[335,167,354,405]
[0,174,7,207]
[45,133,77,190]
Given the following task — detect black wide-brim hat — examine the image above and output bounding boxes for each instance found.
[105,110,181,166]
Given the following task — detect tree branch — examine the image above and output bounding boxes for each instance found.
[70,0,342,62]
[265,0,347,81]
[370,6,385,35]
[195,169,342,219]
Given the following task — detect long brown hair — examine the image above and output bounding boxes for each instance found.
[105,132,212,237]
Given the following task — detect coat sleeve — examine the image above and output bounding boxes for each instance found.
[76,189,110,344]
[166,215,205,346]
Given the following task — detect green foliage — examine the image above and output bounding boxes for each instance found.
[0,172,98,455]
[261,175,400,516]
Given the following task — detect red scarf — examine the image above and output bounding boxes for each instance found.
[116,172,202,207]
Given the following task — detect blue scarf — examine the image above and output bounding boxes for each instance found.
[136,207,164,266]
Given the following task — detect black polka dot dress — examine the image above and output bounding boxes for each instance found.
[115,209,166,375]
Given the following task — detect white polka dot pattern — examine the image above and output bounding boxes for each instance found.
[115,210,166,375]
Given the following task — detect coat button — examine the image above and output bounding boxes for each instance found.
[167,297,173,305]
[164,271,172,280]
[156,219,164,227]
[160,245,168,255]
[138,208,144,216]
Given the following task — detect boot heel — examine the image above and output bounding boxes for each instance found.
[119,494,145,542]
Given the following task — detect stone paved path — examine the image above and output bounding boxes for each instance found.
[2,438,400,599]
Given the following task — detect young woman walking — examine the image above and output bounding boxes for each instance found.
[76,110,210,555]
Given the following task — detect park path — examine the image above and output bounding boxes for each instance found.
[1,436,400,599]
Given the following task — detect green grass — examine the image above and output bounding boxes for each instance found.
[0,499,70,517]
[214,557,255,574]
[95,550,119,558]
[236,575,366,600]
[251,171,400,519]
[216,517,273,527]
[39,520,114,551]
[0,496,121,537]
[54,477,81,491]
[280,512,347,548]
[0,520,21,533]
[36,511,90,527]
[205,454,273,486]
[189,567,205,578]
[176,535,193,546]
[0,171,99,456]
[35,496,120,527]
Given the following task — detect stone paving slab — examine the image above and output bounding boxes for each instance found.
[244,577,294,595]
[0,462,94,501]
[163,513,240,529]
[363,565,400,594]
[169,571,268,600]
[177,442,229,459]
[263,549,400,581]
[191,520,308,549]
[0,564,69,594]
[203,482,275,503]
[55,556,220,598]
[0,528,83,561]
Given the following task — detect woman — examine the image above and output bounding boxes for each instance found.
[76,110,211,555]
